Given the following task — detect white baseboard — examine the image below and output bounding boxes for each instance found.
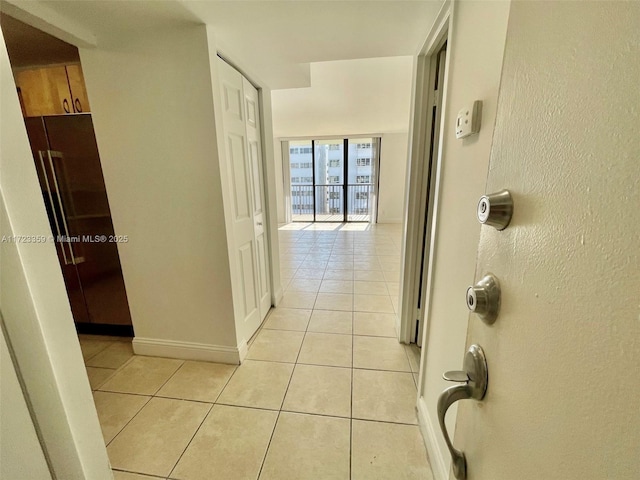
[377,218,403,224]
[272,286,284,307]
[132,337,242,365]
[237,339,248,363]
[417,396,448,480]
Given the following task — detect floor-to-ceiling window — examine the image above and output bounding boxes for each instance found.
[287,137,380,222]
[347,138,377,222]
[289,140,314,221]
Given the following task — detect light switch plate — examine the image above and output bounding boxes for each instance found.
[456,100,482,139]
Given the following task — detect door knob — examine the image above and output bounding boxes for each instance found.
[437,344,488,480]
[477,189,513,230]
[466,273,501,325]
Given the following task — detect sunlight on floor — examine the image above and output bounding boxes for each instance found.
[278,222,375,232]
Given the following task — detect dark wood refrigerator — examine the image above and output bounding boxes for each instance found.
[25,115,133,333]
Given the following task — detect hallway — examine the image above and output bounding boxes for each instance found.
[83,223,431,480]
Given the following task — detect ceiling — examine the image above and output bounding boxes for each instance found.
[272,56,414,137]
[0,13,79,68]
[18,0,443,89]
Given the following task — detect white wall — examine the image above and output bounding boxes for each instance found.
[378,132,409,223]
[80,25,240,360]
[414,1,511,477]
[273,140,285,224]
[1,29,111,479]
[256,86,284,306]
[456,2,640,478]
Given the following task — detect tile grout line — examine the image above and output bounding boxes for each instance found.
[350,310,355,480]
[254,305,309,479]
[103,359,187,453]
[103,394,154,449]
[81,340,114,363]
[111,467,164,479]
[401,343,420,390]
[166,401,215,479]
[91,348,138,391]
[254,248,318,480]
[256,404,278,480]
[148,359,187,397]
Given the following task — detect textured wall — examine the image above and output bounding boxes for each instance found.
[455,1,640,479]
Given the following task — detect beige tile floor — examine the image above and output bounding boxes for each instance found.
[80,222,431,480]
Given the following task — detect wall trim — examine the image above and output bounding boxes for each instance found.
[418,396,448,480]
[417,0,452,56]
[237,339,248,363]
[273,286,284,307]
[132,337,242,365]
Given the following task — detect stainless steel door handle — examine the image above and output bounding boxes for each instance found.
[38,151,73,265]
[437,344,488,480]
[46,150,79,265]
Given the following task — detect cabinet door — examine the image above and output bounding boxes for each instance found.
[66,64,91,113]
[15,67,71,116]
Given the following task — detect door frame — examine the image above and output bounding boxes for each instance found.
[399,0,452,346]
[401,2,458,478]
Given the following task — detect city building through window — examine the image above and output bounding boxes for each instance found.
[285,138,381,222]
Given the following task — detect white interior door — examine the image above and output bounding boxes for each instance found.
[218,59,262,341]
[450,2,639,479]
[242,77,271,319]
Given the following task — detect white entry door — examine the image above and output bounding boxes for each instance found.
[218,59,271,342]
[450,2,639,479]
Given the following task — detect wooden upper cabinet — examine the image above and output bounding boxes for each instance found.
[15,66,69,116]
[66,64,90,114]
[14,64,91,117]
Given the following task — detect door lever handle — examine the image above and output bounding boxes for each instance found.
[437,344,488,480]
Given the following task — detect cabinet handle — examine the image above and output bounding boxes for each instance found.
[38,151,72,264]
[46,150,81,265]
[74,98,82,113]
[63,98,71,114]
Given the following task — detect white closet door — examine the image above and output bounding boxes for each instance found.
[218,59,261,341]
[242,77,271,319]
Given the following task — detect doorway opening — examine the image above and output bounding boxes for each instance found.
[413,43,447,347]
[1,13,134,342]
[286,137,381,223]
